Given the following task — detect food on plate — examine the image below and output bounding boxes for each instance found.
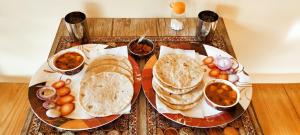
[83,64,133,83]
[79,72,134,117]
[153,73,196,94]
[46,108,61,118]
[87,54,132,72]
[220,71,228,75]
[217,71,229,80]
[152,54,205,110]
[164,127,179,135]
[60,103,75,116]
[36,79,76,118]
[129,42,153,55]
[38,79,76,118]
[209,68,220,77]
[207,63,217,69]
[231,58,241,73]
[79,55,134,117]
[204,56,240,82]
[56,87,71,96]
[203,56,214,65]
[51,80,66,89]
[84,55,133,81]
[158,95,201,110]
[128,38,154,57]
[224,127,239,135]
[215,56,233,71]
[154,54,204,89]
[152,78,204,105]
[54,52,84,70]
[83,55,133,83]
[228,74,239,83]
[218,74,228,80]
[56,95,75,106]
[205,82,237,106]
[36,86,56,100]
[52,79,71,89]
[42,101,56,109]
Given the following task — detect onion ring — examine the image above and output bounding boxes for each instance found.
[36,86,56,100]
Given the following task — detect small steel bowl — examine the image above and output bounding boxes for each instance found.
[203,79,240,111]
[128,38,155,58]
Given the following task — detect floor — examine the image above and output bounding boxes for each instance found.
[0,83,299,134]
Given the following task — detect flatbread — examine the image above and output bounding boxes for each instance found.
[153,54,204,89]
[152,78,204,105]
[153,73,196,94]
[82,64,133,83]
[87,54,132,73]
[157,96,200,111]
[79,72,133,117]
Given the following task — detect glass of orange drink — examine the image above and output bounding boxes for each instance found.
[170,0,186,18]
[170,0,186,30]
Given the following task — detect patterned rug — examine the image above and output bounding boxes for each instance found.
[22,36,263,135]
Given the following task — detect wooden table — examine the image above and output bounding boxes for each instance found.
[0,18,299,135]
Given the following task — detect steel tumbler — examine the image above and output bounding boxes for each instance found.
[64,11,89,44]
[196,10,219,43]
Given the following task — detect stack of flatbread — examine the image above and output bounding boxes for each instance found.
[79,54,134,117]
[153,54,205,110]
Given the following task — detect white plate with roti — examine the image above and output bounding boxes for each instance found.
[28,44,141,130]
[142,45,252,128]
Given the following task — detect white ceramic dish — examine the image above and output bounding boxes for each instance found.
[203,79,240,110]
[48,48,86,75]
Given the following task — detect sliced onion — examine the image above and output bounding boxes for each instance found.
[228,74,239,83]
[46,109,61,118]
[65,78,72,85]
[215,56,233,71]
[43,101,56,109]
[36,86,56,100]
[231,58,239,70]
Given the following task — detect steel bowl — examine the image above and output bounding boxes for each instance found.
[128,38,155,58]
[203,79,240,111]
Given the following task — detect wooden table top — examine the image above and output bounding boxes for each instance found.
[0,18,299,135]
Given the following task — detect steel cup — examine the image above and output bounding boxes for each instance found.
[196,10,219,43]
[64,11,89,44]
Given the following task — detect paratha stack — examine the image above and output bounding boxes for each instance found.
[79,55,134,117]
[153,54,205,110]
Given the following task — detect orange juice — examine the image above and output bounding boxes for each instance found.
[171,1,186,14]
[170,0,186,31]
